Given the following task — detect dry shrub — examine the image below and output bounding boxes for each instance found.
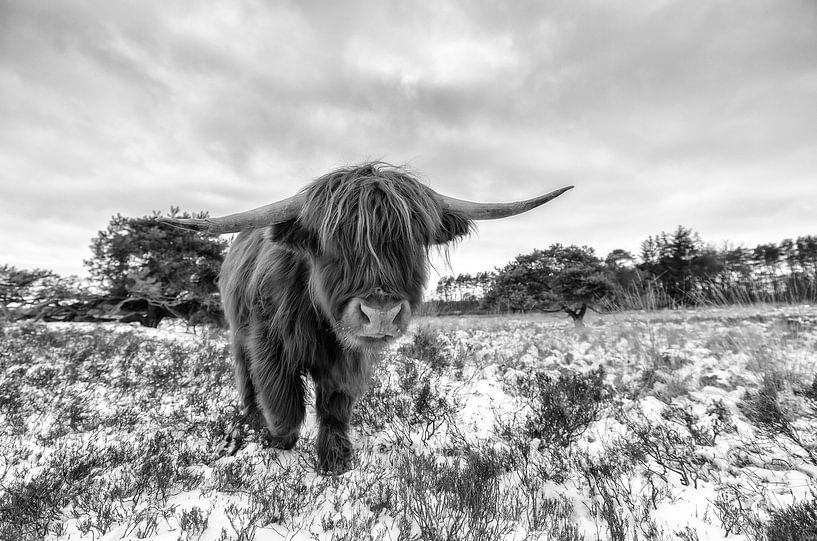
[764,499,817,541]
[393,446,516,541]
[521,367,611,449]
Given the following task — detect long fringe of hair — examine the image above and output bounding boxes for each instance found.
[297,163,453,298]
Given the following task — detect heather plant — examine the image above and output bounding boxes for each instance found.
[623,413,702,489]
[575,451,631,541]
[397,324,450,372]
[739,373,817,464]
[711,484,764,538]
[661,404,718,446]
[176,507,210,541]
[218,460,314,539]
[573,442,679,541]
[764,499,817,541]
[393,446,517,541]
[520,367,611,449]
[352,353,460,445]
[795,373,817,411]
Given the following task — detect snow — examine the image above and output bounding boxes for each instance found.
[3,304,817,540]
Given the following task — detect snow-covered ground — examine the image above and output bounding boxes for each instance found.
[1,305,816,540]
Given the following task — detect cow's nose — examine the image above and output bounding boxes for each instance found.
[359,301,403,334]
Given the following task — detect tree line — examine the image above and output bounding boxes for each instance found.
[2,215,815,328]
[434,226,817,325]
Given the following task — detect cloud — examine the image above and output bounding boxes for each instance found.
[1,0,815,283]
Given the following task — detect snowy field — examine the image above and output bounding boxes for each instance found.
[1,305,816,540]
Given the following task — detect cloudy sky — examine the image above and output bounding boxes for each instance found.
[1,0,815,289]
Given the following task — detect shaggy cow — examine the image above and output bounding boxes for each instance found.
[162,163,571,472]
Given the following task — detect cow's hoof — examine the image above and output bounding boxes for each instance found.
[261,429,298,451]
[317,431,353,475]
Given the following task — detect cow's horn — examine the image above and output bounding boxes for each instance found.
[158,193,306,234]
[435,186,574,220]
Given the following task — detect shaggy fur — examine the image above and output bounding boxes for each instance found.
[219,163,472,472]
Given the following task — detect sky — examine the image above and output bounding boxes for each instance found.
[1,0,816,291]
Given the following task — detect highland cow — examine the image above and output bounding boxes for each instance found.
[162,162,572,472]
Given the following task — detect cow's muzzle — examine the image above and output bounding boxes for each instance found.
[345,296,411,339]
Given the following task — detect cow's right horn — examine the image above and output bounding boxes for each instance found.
[159,193,306,234]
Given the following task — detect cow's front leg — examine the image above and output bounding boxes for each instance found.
[251,363,305,451]
[314,380,355,474]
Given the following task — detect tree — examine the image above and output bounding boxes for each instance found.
[796,235,817,279]
[0,265,100,322]
[656,226,700,303]
[485,250,553,312]
[604,249,644,303]
[85,208,228,327]
[485,245,614,326]
[637,226,726,305]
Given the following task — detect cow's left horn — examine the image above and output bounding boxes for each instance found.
[435,186,574,220]
[158,193,306,234]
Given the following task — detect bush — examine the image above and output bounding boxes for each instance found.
[738,373,817,464]
[397,326,449,372]
[624,416,701,489]
[394,446,515,541]
[740,379,791,436]
[765,499,817,541]
[521,367,611,449]
[795,374,817,402]
[352,355,459,444]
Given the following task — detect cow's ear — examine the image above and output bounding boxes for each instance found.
[434,210,474,244]
[268,219,320,253]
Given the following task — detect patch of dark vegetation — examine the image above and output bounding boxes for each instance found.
[396,325,451,372]
[795,374,817,404]
[764,499,817,541]
[493,367,612,498]
[219,452,322,538]
[0,432,208,541]
[576,450,630,540]
[352,354,459,444]
[176,506,210,540]
[687,314,771,326]
[741,374,789,431]
[654,350,692,370]
[0,323,237,540]
[393,446,516,541]
[623,414,703,489]
[699,373,731,389]
[0,324,233,440]
[575,445,674,541]
[211,454,258,493]
[1,324,231,392]
[711,484,764,538]
[632,366,693,402]
[661,403,735,447]
[0,445,100,540]
[517,367,611,450]
[779,315,817,339]
[706,399,738,435]
[739,373,817,464]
